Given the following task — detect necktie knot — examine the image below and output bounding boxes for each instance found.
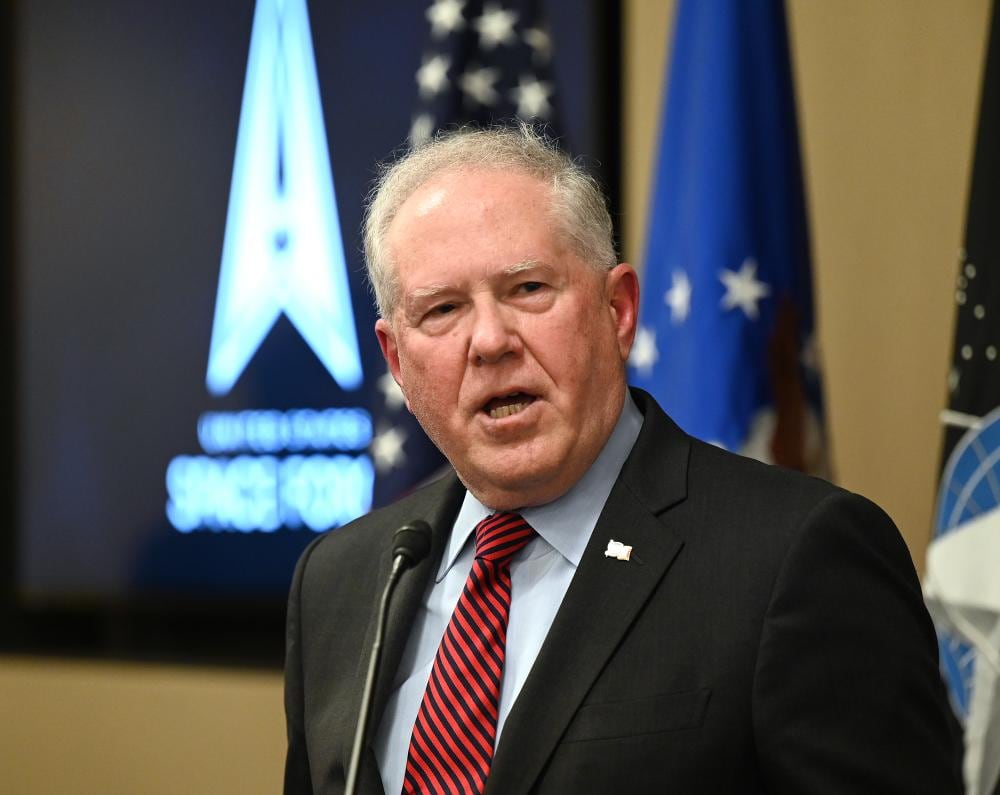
[474,512,535,565]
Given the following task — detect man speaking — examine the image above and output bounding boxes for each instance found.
[283,126,962,794]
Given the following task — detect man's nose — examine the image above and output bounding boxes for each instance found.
[468,302,521,365]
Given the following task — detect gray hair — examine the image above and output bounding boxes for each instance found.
[362,123,617,318]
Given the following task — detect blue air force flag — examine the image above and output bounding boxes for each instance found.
[628,0,824,472]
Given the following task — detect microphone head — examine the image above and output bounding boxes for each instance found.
[392,520,432,567]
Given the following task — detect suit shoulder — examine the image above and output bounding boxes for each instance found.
[690,436,846,510]
[684,437,901,552]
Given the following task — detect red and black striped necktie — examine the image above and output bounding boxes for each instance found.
[402,512,536,795]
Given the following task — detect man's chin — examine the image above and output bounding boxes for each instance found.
[458,458,569,511]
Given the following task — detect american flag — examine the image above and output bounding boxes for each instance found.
[408,0,559,144]
[369,0,561,504]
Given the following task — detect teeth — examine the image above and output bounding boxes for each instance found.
[490,402,526,420]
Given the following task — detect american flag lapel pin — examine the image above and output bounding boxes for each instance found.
[604,539,633,561]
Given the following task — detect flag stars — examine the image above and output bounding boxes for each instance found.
[372,425,408,472]
[473,3,519,49]
[629,325,659,376]
[962,345,973,361]
[416,54,451,98]
[378,371,407,410]
[988,346,998,362]
[460,66,501,106]
[801,334,819,374]
[719,257,770,320]
[948,367,960,392]
[664,269,691,324]
[975,304,986,320]
[409,113,435,146]
[426,0,465,38]
[523,26,552,63]
[966,263,977,279]
[511,75,553,118]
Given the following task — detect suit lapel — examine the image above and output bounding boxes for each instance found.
[486,391,691,794]
[341,473,467,790]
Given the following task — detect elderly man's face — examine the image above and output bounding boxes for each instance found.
[375,167,638,510]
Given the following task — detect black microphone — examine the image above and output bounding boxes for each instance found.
[391,521,432,569]
[345,520,432,795]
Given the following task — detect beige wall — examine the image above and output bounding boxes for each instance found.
[2,3,992,791]
[0,657,285,794]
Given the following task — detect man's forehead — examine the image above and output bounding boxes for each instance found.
[399,166,549,219]
[405,181,450,219]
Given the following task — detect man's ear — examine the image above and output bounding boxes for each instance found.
[375,318,409,409]
[605,263,640,362]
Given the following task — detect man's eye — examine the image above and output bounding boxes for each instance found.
[430,303,456,316]
[519,282,543,293]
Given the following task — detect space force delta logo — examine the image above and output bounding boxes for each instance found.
[166,0,373,534]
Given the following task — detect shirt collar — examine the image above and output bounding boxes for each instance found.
[438,391,644,582]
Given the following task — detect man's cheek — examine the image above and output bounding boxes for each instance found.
[398,349,431,383]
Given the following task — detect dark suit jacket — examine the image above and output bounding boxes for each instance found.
[284,389,963,794]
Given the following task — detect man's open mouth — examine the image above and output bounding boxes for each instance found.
[483,392,536,420]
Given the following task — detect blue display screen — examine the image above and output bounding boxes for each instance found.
[12,0,610,602]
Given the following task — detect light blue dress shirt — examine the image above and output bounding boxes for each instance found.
[373,392,643,795]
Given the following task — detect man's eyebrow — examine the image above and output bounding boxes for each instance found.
[404,285,453,315]
[403,261,550,313]
[408,284,452,302]
[502,259,548,277]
